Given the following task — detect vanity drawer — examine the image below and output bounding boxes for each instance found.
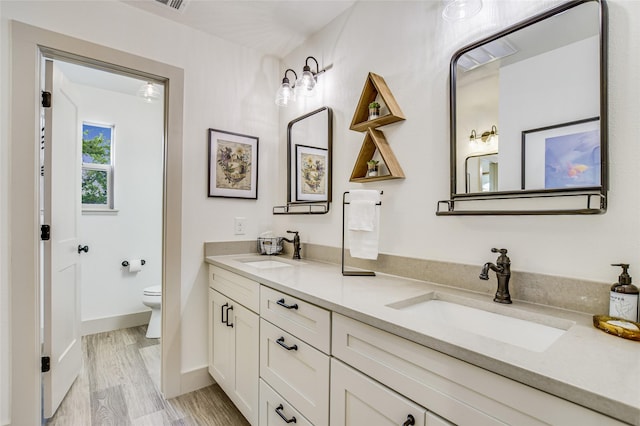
[260,318,329,426]
[331,358,427,426]
[209,265,259,313]
[259,379,313,426]
[332,313,625,426]
[260,285,330,354]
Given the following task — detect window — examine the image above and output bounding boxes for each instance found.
[82,123,114,210]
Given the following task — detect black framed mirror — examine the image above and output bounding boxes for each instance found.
[440,0,607,215]
[274,106,333,214]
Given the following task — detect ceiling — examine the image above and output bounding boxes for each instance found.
[56,60,163,98]
[123,0,356,59]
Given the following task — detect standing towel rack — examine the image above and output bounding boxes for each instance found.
[342,190,383,276]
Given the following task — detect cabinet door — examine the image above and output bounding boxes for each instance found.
[231,301,259,426]
[259,379,313,426]
[209,289,234,388]
[331,358,426,426]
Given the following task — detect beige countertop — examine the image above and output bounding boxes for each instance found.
[205,254,640,425]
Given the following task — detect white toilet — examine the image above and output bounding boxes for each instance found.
[142,285,162,338]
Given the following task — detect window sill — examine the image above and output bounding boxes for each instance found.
[82,208,119,216]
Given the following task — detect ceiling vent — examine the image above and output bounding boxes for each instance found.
[154,0,188,12]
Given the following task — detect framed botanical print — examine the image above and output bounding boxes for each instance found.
[208,129,258,199]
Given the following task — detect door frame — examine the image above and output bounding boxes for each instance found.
[10,21,184,425]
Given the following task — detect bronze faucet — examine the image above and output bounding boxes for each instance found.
[479,248,512,304]
[282,230,301,260]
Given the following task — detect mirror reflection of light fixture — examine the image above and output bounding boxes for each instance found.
[137,82,161,103]
[275,69,297,106]
[442,0,483,21]
[469,125,498,144]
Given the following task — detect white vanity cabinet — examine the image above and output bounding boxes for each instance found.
[205,260,631,426]
[208,266,260,426]
[332,313,626,426]
[259,286,331,426]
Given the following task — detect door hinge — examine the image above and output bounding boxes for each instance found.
[41,224,50,241]
[41,356,50,373]
[41,91,51,108]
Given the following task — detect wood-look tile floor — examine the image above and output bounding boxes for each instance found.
[46,326,250,426]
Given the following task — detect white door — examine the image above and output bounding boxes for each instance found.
[42,59,83,418]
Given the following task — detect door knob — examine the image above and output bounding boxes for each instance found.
[77,245,89,254]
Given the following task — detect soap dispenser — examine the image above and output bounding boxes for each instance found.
[609,264,639,322]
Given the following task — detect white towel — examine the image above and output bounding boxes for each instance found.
[347,190,380,260]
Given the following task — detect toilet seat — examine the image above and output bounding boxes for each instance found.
[144,285,162,296]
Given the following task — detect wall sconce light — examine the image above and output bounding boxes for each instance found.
[294,56,320,98]
[276,56,330,107]
[137,82,161,103]
[442,0,483,21]
[469,125,498,144]
[275,69,297,106]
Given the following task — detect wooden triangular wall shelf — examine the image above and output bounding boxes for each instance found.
[349,72,405,132]
[350,128,405,182]
[349,72,406,182]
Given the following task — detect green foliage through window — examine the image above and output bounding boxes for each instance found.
[82,123,113,207]
[82,169,108,205]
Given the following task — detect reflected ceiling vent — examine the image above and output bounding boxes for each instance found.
[154,0,189,12]
[458,38,518,72]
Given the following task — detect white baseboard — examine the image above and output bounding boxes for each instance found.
[181,365,214,394]
[81,311,151,336]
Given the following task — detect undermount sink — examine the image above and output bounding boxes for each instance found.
[240,259,294,269]
[387,292,573,352]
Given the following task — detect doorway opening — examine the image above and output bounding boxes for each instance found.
[39,56,165,420]
[10,23,184,424]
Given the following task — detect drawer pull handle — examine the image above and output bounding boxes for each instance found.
[276,336,298,351]
[276,298,298,310]
[221,303,229,324]
[402,414,415,426]
[275,404,297,423]
[226,305,234,328]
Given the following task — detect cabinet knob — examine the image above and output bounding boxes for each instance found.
[276,298,298,310]
[276,336,298,351]
[225,305,234,328]
[275,404,297,423]
[402,414,415,426]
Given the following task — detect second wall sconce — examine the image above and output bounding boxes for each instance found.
[275,56,329,107]
[469,125,498,144]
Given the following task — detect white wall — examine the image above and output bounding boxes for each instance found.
[0,0,280,420]
[59,74,164,326]
[275,0,640,282]
[456,73,499,193]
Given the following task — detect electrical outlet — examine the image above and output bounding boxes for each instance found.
[234,217,246,235]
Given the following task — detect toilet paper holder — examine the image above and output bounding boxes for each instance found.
[122,260,146,267]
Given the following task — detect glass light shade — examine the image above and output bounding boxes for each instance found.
[295,70,316,97]
[275,82,294,106]
[442,0,482,21]
[138,82,160,103]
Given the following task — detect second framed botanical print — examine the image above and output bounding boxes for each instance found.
[295,144,328,202]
